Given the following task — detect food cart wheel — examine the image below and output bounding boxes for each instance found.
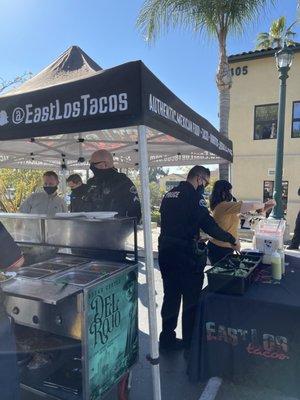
[117,371,132,400]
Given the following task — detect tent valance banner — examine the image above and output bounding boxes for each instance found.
[0,52,232,168]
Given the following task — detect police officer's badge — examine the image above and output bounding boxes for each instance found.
[130,186,138,194]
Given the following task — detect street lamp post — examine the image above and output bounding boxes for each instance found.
[270,44,293,220]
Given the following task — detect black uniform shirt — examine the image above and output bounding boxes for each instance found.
[0,223,23,270]
[69,184,88,212]
[0,222,23,317]
[160,181,236,244]
[83,169,142,222]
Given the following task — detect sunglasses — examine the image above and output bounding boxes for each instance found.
[90,161,106,166]
[198,175,210,187]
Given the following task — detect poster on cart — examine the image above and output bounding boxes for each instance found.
[85,266,138,400]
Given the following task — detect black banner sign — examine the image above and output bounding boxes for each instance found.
[0,61,233,162]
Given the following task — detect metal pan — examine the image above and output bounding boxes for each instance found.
[16,268,52,279]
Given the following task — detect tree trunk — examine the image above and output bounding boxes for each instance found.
[216,32,232,181]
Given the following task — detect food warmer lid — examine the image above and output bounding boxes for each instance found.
[1,279,82,305]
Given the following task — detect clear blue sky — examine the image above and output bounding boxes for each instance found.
[1,0,300,128]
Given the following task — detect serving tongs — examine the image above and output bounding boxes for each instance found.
[54,280,69,291]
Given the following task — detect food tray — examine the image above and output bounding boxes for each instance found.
[29,262,72,272]
[206,253,262,295]
[50,270,101,286]
[81,261,121,275]
[48,256,91,266]
[17,268,53,279]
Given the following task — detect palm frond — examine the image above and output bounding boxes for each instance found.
[137,0,207,43]
[255,14,300,50]
[256,32,271,49]
[269,16,285,38]
[256,39,272,50]
[224,0,276,36]
[286,29,296,38]
[256,32,270,40]
[136,0,276,42]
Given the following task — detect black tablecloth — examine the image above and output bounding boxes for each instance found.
[188,255,300,397]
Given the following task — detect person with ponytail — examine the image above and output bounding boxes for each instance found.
[208,180,275,265]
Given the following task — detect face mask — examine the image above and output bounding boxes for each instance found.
[89,163,98,175]
[222,192,233,202]
[70,185,80,192]
[90,164,115,177]
[197,184,205,196]
[44,186,57,195]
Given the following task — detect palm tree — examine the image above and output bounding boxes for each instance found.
[137,0,274,179]
[256,16,297,50]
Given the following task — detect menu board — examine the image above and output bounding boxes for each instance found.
[84,267,138,400]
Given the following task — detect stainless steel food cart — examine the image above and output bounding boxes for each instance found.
[0,214,138,400]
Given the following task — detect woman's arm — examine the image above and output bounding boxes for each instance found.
[263,199,276,212]
[240,201,264,214]
[240,199,276,214]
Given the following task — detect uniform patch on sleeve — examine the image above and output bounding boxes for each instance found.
[165,191,180,198]
[130,186,138,194]
[199,199,207,207]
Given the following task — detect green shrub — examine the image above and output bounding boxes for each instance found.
[151,210,161,226]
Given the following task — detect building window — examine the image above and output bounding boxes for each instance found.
[254,104,278,140]
[291,101,300,138]
[263,180,288,214]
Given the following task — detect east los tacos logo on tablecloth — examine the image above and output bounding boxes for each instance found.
[206,321,289,360]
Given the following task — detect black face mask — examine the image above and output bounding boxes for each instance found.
[222,192,233,202]
[197,184,205,197]
[90,164,115,177]
[44,186,57,195]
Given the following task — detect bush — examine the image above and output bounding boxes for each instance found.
[151,210,161,226]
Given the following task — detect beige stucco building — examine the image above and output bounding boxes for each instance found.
[228,46,300,230]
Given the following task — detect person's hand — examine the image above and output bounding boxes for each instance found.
[6,256,25,271]
[231,240,241,252]
[266,199,276,207]
[264,199,276,211]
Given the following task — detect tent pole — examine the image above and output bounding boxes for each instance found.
[137,125,162,400]
[60,168,68,198]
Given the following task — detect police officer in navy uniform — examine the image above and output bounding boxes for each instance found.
[0,222,24,400]
[159,166,239,352]
[83,150,141,222]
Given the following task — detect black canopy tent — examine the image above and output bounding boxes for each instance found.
[0,46,233,400]
[0,46,232,170]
